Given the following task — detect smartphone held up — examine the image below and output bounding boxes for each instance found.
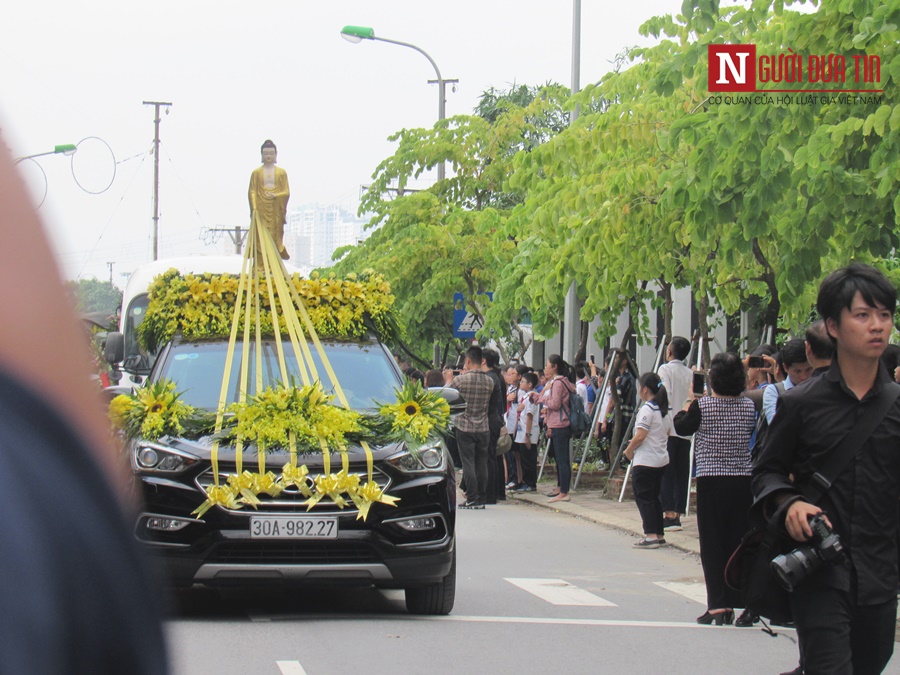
[692,370,707,396]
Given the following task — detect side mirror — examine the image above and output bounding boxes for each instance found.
[123,355,144,371]
[430,386,467,417]
[105,332,124,364]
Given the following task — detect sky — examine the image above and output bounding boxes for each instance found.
[2,0,686,286]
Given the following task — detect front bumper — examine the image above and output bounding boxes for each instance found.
[137,470,456,589]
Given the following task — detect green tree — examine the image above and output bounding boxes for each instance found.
[329,84,569,363]
[67,278,122,317]
[491,0,900,362]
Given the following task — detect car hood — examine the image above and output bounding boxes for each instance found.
[159,435,409,468]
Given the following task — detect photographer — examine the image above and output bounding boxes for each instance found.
[752,264,900,674]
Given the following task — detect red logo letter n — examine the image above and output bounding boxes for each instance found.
[708,44,756,92]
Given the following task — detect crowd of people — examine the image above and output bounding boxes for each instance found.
[416,262,900,675]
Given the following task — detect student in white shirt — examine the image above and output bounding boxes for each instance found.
[657,336,694,529]
[623,372,673,549]
[512,372,541,491]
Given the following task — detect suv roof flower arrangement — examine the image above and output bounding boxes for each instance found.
[135,268,401,353]
[114,247,449,521]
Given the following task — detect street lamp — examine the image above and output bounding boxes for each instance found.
[340,25,451,181]
[14,143,78,165]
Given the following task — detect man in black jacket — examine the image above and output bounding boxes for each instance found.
[752,264,900,674]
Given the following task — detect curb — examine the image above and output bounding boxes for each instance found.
[508,491,702,557]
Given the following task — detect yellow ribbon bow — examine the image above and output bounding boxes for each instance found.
[192,484,242,518]
[280,463,312,496]
[353,480,400,521]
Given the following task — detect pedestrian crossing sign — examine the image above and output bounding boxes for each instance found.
[453,291,492,338]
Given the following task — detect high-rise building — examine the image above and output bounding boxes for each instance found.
[286,204,369,275]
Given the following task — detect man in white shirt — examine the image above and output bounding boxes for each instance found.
[657,337,693,530]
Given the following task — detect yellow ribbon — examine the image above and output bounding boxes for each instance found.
[280,462,312,496]
[352,480,400,521]
[192,484,242,518]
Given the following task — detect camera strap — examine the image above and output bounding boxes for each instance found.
[803,381,900,505]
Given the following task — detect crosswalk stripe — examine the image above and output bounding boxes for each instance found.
[276,661,308,675]
[505,578,617,606]
[654,581,707,605]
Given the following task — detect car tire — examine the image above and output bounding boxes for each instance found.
[404,547,456,615]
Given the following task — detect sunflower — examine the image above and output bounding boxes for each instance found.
[378,380,450,445]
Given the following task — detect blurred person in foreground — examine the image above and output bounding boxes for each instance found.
[0,145,168,672]
[753,264,900,674]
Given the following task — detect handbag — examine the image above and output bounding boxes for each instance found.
[725,381,900,623]
[496,427,512,455]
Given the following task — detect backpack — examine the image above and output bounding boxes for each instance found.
[567,388,592,437]
[750,381,785,460]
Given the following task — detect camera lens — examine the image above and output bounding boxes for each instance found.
[771,549,821,591]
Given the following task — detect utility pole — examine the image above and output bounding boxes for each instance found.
[106,261,115,284]
[207,225,248,255]
[562,0,582,363]
[427,78,459,182]
[143,100,172,261]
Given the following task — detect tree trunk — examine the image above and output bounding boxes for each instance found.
[661,280,673,343]
[575,320,589,364]
[697,292,712,369]
[752,238,781,343]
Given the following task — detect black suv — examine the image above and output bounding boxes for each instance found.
[126,336,458,614]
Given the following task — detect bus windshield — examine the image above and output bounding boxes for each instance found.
[158,340,401,412]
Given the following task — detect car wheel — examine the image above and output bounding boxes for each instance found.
[404,548,456,615]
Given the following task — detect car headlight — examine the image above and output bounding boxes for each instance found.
[132,442,199,474]
[386,442,446,474]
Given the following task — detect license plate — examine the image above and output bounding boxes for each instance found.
[249,516,338,539]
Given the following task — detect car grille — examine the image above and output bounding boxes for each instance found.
[194,466,392,513]
[208,541,379,565]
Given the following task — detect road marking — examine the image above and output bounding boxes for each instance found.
[248,613,795,632]
[504,578,617,606]
[276,661,308,675]
[401,615,734,629]
[654,581,707,605]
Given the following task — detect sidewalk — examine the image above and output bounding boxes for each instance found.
[508,485,701,556]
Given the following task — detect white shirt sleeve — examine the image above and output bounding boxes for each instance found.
[635,403,653,431]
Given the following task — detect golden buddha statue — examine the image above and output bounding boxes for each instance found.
[248,139,290,260]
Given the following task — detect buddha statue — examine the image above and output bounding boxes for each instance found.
[248,139,290,260]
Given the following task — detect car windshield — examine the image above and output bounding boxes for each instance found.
[157,340,401,412]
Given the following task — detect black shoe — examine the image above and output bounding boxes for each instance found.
[696,609,734,625]
[663,516,683,531]
[458,501,485,510]
[735,608,759,627]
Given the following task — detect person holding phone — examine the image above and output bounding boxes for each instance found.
[658,336,694,531]
[673,353,757,625]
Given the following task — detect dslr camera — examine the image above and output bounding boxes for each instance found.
[771,513,844,591]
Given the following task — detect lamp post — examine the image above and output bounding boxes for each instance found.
[14,143,78,165]
[340,25,451,181]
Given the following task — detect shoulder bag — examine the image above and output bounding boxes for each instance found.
[725,382,900,623]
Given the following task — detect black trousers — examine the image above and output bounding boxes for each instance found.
[660,436,691,514]
[486,423,504,502]
[791,582,897,675]
[455,429,489,505]
[696,475,751,610]
[632,465,666,536]
[515,440,537,488]
[549,426,572,493]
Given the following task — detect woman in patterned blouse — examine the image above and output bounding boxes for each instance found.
[674,352,757,626]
